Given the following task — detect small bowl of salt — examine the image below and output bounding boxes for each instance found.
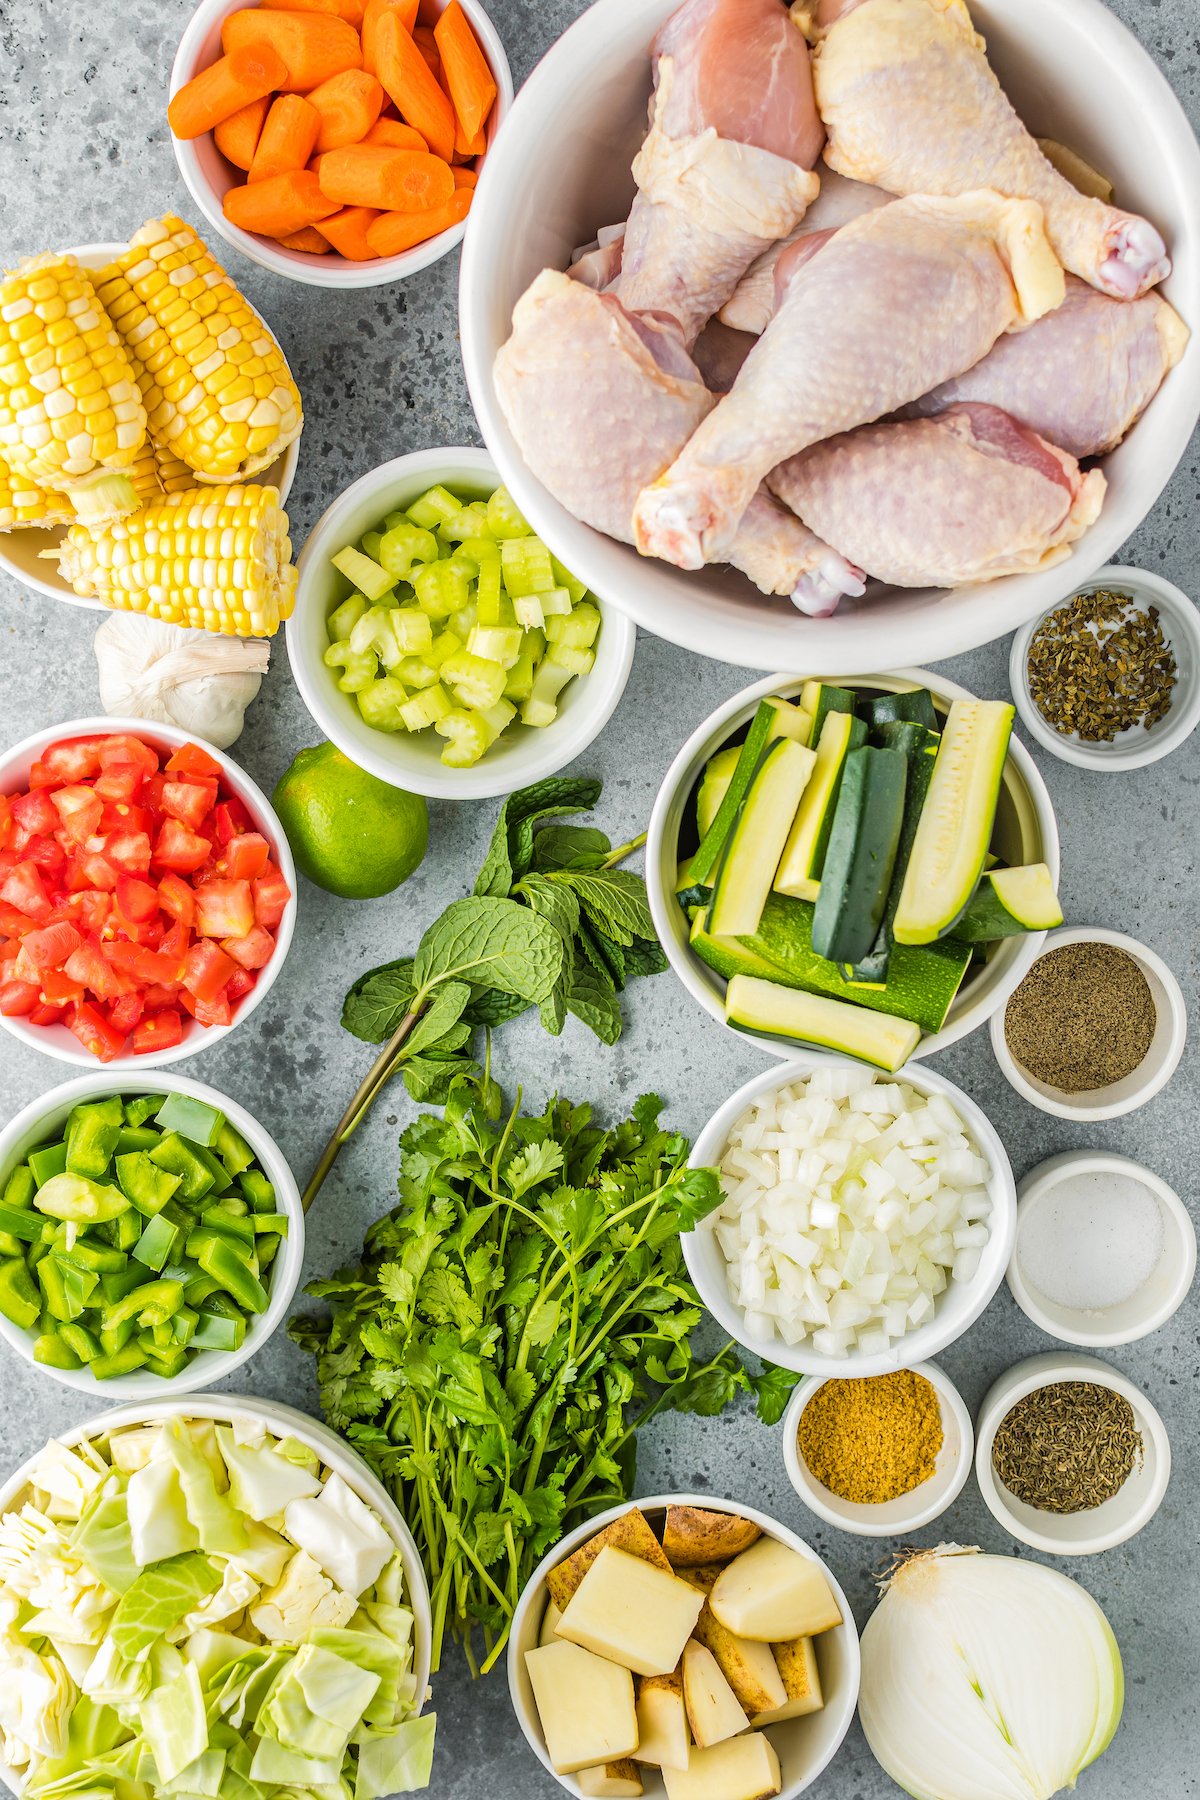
[1008,1152,1196,1347]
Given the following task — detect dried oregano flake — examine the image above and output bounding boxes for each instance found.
[1027,589,1177,741]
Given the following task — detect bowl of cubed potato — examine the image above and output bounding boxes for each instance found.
[508,1495,860,1799]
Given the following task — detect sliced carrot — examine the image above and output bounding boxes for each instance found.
[261,0,364,22]
[434,1,496,143]
[453,116,486,159]
[413,23,440,81]
[365,116,427,150]
[249,93,322,182]
[452,164,477,189]
[224,168,340,237]
[214,94,272,170]
[318,204,383,259]
[374,11,455,161]
[365,184,472,256]
[315,142,453,210]
[306,68,385,151]
[168,44,287,140]
[362,0,418,74]
[279,225,335,251]
[222,9,362,92]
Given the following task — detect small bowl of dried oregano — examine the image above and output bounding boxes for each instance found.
[1009,563,1200,772]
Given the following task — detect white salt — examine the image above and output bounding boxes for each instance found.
[1017,1171,1164,1313]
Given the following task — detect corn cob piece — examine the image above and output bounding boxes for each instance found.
[94,218,303,485]
[56,483,297,638]
[0,253,146,523]
[0,449,73,532]
[125,436,199,510]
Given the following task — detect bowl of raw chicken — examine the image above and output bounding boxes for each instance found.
[459,0,1200,674]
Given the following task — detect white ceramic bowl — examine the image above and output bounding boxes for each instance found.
[0,715,297,1069]
[1009,564,1200,771]
[460,0,1200,674]
[0,244,300,610]
[1008,1151,1197,1348]
[508,1493,860,1799]
[287,446,636,799]
[171,0,513,288]
[0,1070,304,1398]
[782,1361,973,1538]
[684,1056,1017,1379]
[647,669,1059,1063]
[989,926,1187,1119]
[975,1352,1172,1554]
[0,1391,432,1800]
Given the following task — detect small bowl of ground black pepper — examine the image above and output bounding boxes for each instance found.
[1010,564,1200,771]
[782,1363,974,1538]
[975,1353,1171,1555]
[990,926,1187,1120]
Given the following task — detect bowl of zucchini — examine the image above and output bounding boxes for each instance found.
[646,670,1061,1071]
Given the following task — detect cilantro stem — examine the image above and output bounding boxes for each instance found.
[301,1003,425,1210]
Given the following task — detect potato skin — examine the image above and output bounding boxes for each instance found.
[663,1506,762,1567]
[546,1507,673,1608]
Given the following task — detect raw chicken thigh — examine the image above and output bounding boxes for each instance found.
[770,403,1106,587]
[812,0,1170,299]
[634,190,1065,571]
[719,167,890,333]
[910,276,1190,458]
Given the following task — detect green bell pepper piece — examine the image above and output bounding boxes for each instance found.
[0,1231,22,1258]
[201,1205,255,1245]
[150,1134,214,1202]
[34,1174,128,1225]
[100,1264,144,1305]
[141,1340,189,1380]
[59,1322,102,1364]
[38,1256,97,1323]
[123,1095,161,1127]
[116,1125,160,1155]
[28,1142,68,1187]
[65,1098,124,1179]
[100,1317,137,1356]
[3,1165,35,1210]
[35,1333,83,1371]
[114,1209,142,1251]
[104,1279,184,1331]
[133,1214,183,1273]
[171,1305,198,1346]
[0,1258,40,1331]
[154,1094,225,1148]
[187,1230,268,1313]
[92,1343,148,1380]
[249,1214,290,1236]
[116,1151,181,1216]
[238,1170,276,1213]
[59,1237,127,1274]
[0,1202,49,1244]
[216,1123,255,1180]
[183,1273,221,1308]
[191,1309,245,1352]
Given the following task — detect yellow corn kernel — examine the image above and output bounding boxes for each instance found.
[0,450,73,531]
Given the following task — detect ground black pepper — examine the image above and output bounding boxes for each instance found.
[992,1381,1142,1513]
[1004,942,1156,1091]
[1027,590,1177,741]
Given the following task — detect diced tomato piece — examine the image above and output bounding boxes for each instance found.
[220,832,271,880]
[93,763,146,802]
[0,939,16,965]
[50,785,104,844]
[225,966,258,1002]
[153,818,212,874]
[140,982,181,1011]
[142,772,166,813]
[165,742,222,780]
[11,921,83,975]
[252,866,291,930]
[25,835,67,882]
[115,874,159,924]
[193,878,254,940]
[133,1009,183,1054]
[30,1001,67,1025]
[97,734,159,773]
[157,872,195,925]
[180,987,232,1029]
[43,738,105,782]
[103,940,182,985]
[64,939,135,1002]
[212,797,254,842]
[159,920,191,963]
[0,795,12,848]
[26,760,56,790]
[63,889,112,932]
[103,831,153,877]
[221,924,275,970]
[100,801,154,838]
[161,779,218,830]
[72,849,119,891]
[0,899,35,937]
[107,991,144,1034]
[11,789,59,842]
[39,968,85,1005]
[0,861,53,920]
[68,1000,127,1061]
[0,979,39,1016]
[182,940,237,1003]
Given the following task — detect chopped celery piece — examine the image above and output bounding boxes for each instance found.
[396,655,439,690]
[457,534,501,574]
[503,632,545,702]
[554,645,596,677]
[407,484,464,529]
[357,676,410,732]
[426,629,463,670]
[436,710,491,767]
[378,520,438,581]
[331,546,394,602]
[522,658,574,728]
[475,556,503,619]
[442,504,489,540]
[360,529,383,562]
[441,651,508,710]
[324,641,378,693]
[350,607,406,669]
[500,536,555,597]
[513,593,544,630]
[386,607,432,654]
[485,485,530,539]
[479,700,517,739]
[414,555,474,619]
[476,579,514,630]
[539,586,573,617]
[399,685,452,731]
[327,595,369,646]
[468,624,523,668]
[551,555,589,604]
[546,602,601,650]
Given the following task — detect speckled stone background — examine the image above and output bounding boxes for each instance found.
[1,1,1198,1795]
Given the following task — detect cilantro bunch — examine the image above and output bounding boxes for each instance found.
[289,1084,795,1676]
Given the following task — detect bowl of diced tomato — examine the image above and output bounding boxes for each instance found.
[0,719,296,1068]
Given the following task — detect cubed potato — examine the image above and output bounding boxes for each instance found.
[675,1562,726,1597]
[664,1506,761,1568]
[634,1670,691,1773]
[681,1639,749,1748]
[546,1507,673,1609]
[539,1598,563,1648]
[558,1546,705,1677]
[662,1733,783,1800]
[692,1603,786,1716]
[525,1640,638,1775]
[710,1538,843,1642]
[753,1635,824,1725]
[577,1759,645,1797]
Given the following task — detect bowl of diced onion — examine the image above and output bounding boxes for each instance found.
[287,447,636,800]
[684,1056,1016,1378]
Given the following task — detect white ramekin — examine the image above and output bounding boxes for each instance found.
[683,1056,1017,1380]
[286,446,636,800]
[989,926,1187,1120]
[0,1069,304,1398]
[0,716,297,1069]
[975,1352,1172,1555]
[782,1360,974,1538]
[508,1493,860,1800]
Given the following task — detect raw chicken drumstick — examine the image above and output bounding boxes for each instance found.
[770,403,1106,590]
[493,270,865,609]
[811,0,1170,300]
[719,167,889,334]
[634,190,1065,571]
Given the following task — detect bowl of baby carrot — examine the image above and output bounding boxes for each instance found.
[168,0,513,287]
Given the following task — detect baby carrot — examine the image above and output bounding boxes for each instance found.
[214,93,272,170]
[279,225,335,251]
[365,183,472,256]
[168,44,287,139]
[412,23,440,82]
[454,117,487,159]
[316,142,453,210]
[261,0,365,22]
[318,205,383,259]
[224,168,339,237]
[374,11,455,161]
[362,0,419,73]
[364,116,427,150]
[307,68,385,151]
[434,1,497,143]
[249,94,322,182]
[222,9,362,92]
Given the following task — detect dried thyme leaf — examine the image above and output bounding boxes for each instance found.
[1027,589,1177,741]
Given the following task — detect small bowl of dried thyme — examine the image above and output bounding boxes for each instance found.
[990,926,1187,1121]
[1010,564,1200,771]
[975,1353,1172,1555]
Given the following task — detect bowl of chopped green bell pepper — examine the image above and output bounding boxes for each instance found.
[0,1070,304,1397]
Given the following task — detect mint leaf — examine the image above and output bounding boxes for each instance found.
[567,960,622,1045]
[550,869,657,948]
[414,897,564,1009]
[517,873,580,946]
[530,824,611,872]
[341,958,415,1043]
[464,989,529,1028]
[406,980,473,1056]
[402,1053,477,1105]
[624,937,669,980]
[474,778,602,897]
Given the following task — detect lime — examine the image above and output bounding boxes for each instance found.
[273,744,428,899]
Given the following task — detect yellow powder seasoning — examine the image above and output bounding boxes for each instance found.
[797,1371,943,1504]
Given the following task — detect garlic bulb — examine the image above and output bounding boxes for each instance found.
[94,614,270,748]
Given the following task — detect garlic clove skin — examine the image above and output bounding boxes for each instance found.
[94,613,270,749]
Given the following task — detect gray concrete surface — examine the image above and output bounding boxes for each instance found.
[1,1,1197,1794]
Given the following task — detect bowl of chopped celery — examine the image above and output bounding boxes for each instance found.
[0,1396,434,1799]
[0,1070,304,1397]
[287,447,636,799]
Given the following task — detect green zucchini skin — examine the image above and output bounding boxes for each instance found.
[847,720,941,982]
[860,688,940,736]
[804,682,857,745]
[811,747,908,965]
[688,698,800,886]
[949,865,1063,942]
